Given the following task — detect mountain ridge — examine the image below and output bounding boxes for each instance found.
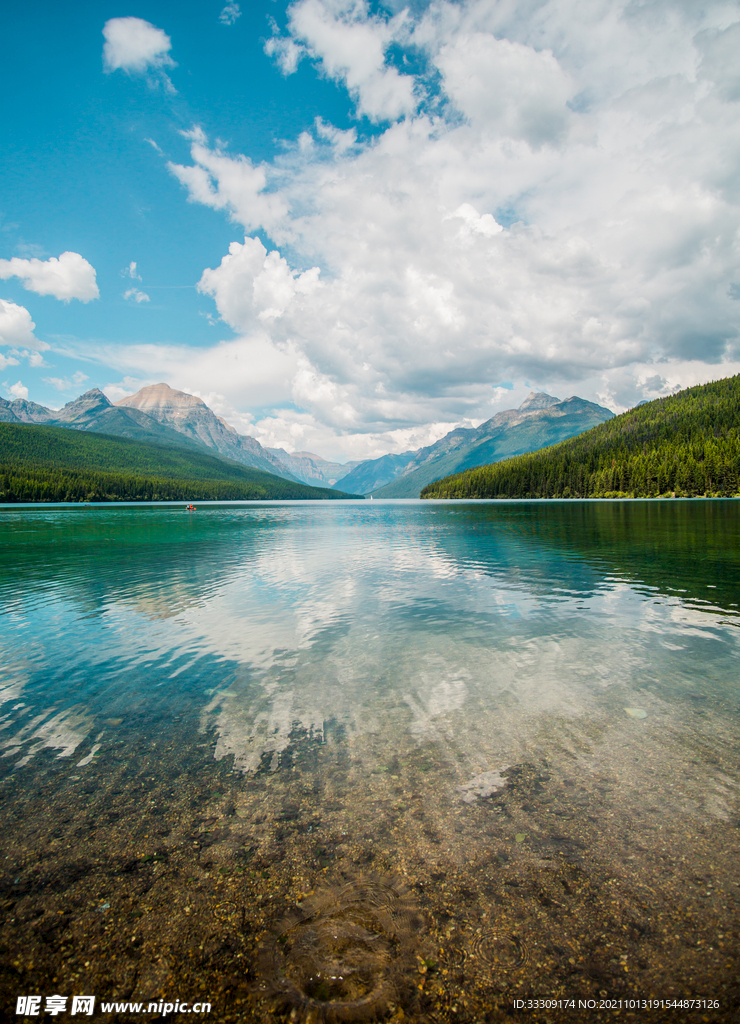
[2,385,614,494]
[266,447,363,487]
[340,392,614,497]
[1,385,304,482]
[1,388,215,453]
[115,383,297,480]
[0,422,359,503]
[421,375,740,499]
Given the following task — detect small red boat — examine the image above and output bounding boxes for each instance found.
[185,504,197,511]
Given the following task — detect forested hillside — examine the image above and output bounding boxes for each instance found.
[421,375,740,499]
[0,424,357,502]
[373,396,612,497]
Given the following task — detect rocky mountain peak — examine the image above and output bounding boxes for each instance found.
[8,399,54,423]
[114,382,295,480]
[55,389,112,422]
[115,383,207,415]
[518,391,561,412]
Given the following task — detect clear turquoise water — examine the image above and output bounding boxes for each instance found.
[2,500,738,773]
[1,499,739,1019]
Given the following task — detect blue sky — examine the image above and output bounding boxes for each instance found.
[1,2,354,384]
[2,0,740,461]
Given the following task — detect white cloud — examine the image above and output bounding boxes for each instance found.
[123,288,150,303]
[102,17,177,92]
[24,0,721,458]
[0,298,49,369]
[167,127,289,235]
[219,3,241,26]
[0,252,99,302]
[102,377,144,404]
[123,261,141,280]
[696,21,740,103]
[169,0,740,446]
[264,35,306,76]
[0,298,48,350]
[82,333,300,414]
[42,372,89,393]
[270,0,417,121]
[435,32,574,146]
[4,381,28,401]
[198,237,320,325]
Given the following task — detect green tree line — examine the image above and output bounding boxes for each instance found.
[421,374,740,499]
[0,424,356,502]
[0,467,279,503]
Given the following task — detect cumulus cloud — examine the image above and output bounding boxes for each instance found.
[102,17,177,92]
[268,0,417,121]
[123,261,141,280]
[136,1,740,453]
[435,33,574,146]
[123,288,150,303]
[0,252,99,302]
[85,330,465,459]
[219,3,241,26]
[0,299,48,350]
[4,381,28,401]
[696,21,740,103]
[167,127,288,235]
[91,333,300,413]
[198,237,320,326]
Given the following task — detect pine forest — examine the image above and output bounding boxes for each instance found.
[421,375,740,500]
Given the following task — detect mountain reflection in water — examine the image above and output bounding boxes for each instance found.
[0,500,738,1022]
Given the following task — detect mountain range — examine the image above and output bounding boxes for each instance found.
[342,392,615,497]
[0,421,356,503]
[421,374,740,500]
[0,385,299,479]
[0,384,614,495]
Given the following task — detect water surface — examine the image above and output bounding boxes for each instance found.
[1,501,738,1022]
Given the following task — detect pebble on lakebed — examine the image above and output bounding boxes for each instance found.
[624,707,648,719]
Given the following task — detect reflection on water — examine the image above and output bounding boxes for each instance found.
[0,500,738,1022]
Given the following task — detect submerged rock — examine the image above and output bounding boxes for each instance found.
[260,874,423,1021]
[458,769,508,803]
[624,707,648,719]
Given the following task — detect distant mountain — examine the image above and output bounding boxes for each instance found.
[3,384,613,497]
[62,389,231,452]
[421,374,740,499]
[115,383,297,480]
[0,423,360,503]
[333,451,417,495]
[351,392,614,498]
[0,398,54,424]
[266,448,362,487]
[1,384,305,481]
[1,388,214,451]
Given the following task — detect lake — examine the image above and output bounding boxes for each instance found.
[1,500,738,1022]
